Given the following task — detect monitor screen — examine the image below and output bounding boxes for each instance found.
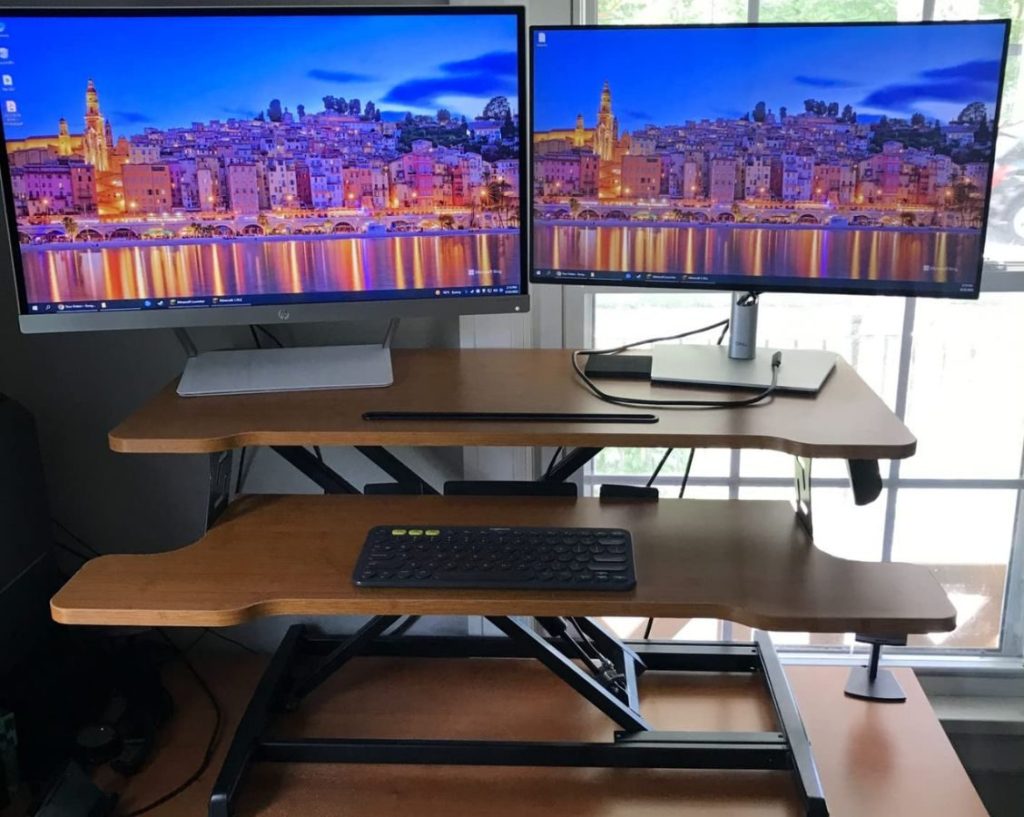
[531,22,1009,299]
[0,7,526,330]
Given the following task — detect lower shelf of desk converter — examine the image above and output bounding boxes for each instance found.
[353,526,637,591]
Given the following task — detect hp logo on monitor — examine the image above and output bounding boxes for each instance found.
[277,310,290,321]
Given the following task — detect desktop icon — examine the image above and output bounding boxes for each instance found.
[4,100,14,113]
[537,31,546,44]
[2,75,12,86]
[0,23,6,34]
[0,48,9,60]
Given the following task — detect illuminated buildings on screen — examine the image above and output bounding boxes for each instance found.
[6,79,519,221]
[533,81,994,224]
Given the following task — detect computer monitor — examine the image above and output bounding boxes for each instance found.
[531,21,1009,390]
[0,6,527,337]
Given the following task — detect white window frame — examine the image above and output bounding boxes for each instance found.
[572,0,1024,669]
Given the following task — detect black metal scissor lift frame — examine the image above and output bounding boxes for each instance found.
[208,617,827,817]
[202,444,890,817]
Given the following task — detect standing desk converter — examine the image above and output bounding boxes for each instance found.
[51,349,955,817]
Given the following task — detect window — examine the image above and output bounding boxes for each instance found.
[588,0,1024,659]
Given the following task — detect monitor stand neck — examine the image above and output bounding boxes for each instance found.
[728,291,759,361]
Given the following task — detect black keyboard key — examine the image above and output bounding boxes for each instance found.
[589,565,626,577]
[591,553,627,563]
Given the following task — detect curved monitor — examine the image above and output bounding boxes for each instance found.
[0,6,527,333]
[531,21,1010,299]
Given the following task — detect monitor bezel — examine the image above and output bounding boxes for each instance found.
[0,4,529,333]
[528,19,1012,301]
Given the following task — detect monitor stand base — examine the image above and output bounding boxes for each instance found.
[650,345,836,394]
[177,344,394,397]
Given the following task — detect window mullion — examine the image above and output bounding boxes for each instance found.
[881,298,916,561]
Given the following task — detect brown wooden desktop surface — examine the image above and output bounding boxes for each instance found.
[51,495,955,633]
[108,348,917,459]
[101,658,986,817]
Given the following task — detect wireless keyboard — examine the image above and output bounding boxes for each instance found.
[353,526,637,591]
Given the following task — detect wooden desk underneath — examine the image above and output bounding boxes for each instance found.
[109,348,916,459]
[109,658,985,817]
[51,495,955,635]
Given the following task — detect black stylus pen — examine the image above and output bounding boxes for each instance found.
[363,410,659,424]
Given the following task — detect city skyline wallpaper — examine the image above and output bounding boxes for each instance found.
[532,22,1008,296]
[0,11,524,312]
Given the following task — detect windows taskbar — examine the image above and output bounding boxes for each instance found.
[25,284,523,315]
[530,267,978,295]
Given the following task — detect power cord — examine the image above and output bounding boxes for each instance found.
[544,446,564,478]
[645,448,674,488]
[644,448,697,639]
[572,319,783,409]
[120,630,223,817]
[52,519,101,557]
[678,449,696,499]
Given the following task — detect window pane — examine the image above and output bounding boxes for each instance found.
[595,444,731,479]
[594,291,733,348]
[932,2,1024,264]
[738,485,887,561]
[597,0,746,25]
[902,293,1024,478]
[891,488,1017,649]
[753,293,904,405]
[758,0,919,23]
[599,616,724,640]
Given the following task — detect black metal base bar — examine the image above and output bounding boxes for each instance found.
[755,632,828,817]
[256,734,791,769]
[210,620,829,817]
[286,615,401,707]
[270,446,360,494]
[356,446,439,494]
[208,624,304,817]
[541,447,603,483]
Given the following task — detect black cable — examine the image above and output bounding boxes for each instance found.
[204,629,259,655]
[642,618,654,640]
[646,448,674,488]
[122,631,223,817]
[573,345,782,409]
[52,539,93,563]
[254,325,284,348]
[544,446,564,478]
[716,320,730,345]
[313,446,324,463]
[51,519,101,557]
[249,325,262,349]
[678,448,696,499]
